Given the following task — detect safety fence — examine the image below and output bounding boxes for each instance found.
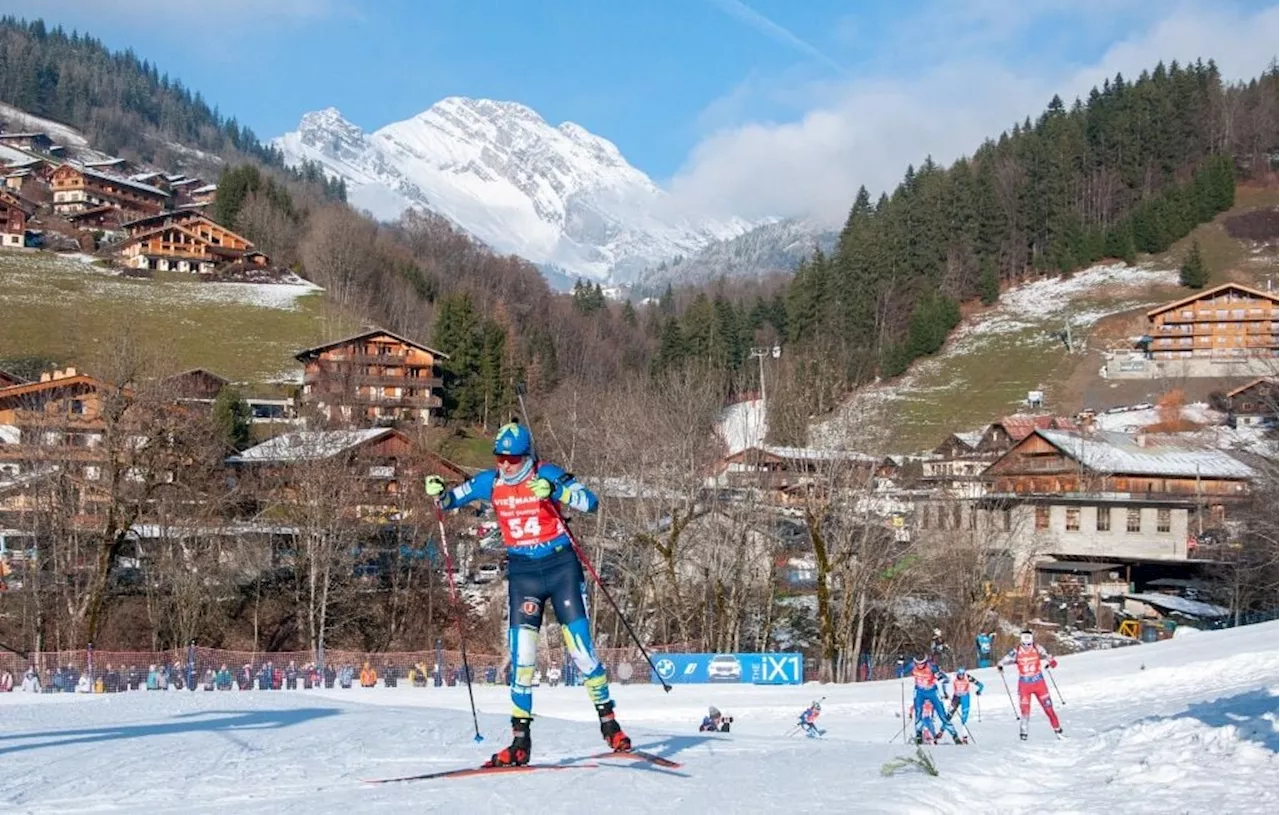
[0,645,659,692]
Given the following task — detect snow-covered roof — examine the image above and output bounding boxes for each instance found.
[754,445,879,464]
[1036,429,1257,479]
[1123,593,1229,618]
[191,184,218,194]
[75,165,170,198]
[954,431,984,449]
[229,428,392,463]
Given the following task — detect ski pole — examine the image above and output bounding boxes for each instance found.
[900,680,908,745]
[1046,667,1066,706]
[515,384,672,693]
[433,504,484,743]
[998,668,1020,720]
[976,689,982,723]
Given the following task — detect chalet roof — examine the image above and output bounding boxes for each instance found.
[0,190,35,216]
[0,374,106,404]
[1146,282,1279,318]
[170,177,201,188]
[295,328,451,362]
[4,169,30,178]
[84,158,126,168]
[0,368,28,386]
[1034,429,1256,479]
[64,164,171,198]
[130,172,163,182]
[65,205,118,221]
[119,209,204,231]
[955,431,984,449]
[118,223,248,258]
[191,184,218,194]
[1226,377,1276,398]
[995,415,1077,441]
[0,132,49,140]
[161,368,229,385]
[228,428,399,464]
[1123,593,1229,618]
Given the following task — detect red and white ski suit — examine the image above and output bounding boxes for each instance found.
[1000,644,1060,732]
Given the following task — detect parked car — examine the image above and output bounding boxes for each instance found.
[474,563,501,584]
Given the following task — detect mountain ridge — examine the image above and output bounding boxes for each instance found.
[274,98,756,286]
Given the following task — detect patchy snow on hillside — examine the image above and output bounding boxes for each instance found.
[0,102,90,147]
[810,263,1181,452]
[718,398,767,455]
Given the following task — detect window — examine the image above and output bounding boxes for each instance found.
[70,399,84,415]
[1096,507,1111,532]
[1126,508,1141,533]
[1035,505,1050,530]
[1065,507,1080,531]
[1157,508,1171,533]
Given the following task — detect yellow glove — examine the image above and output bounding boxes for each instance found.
[529,477,553,500]
[424,475,446,497]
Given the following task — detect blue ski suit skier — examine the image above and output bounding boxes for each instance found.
[947,668,983,734]
[797,701,824,738]
[911,656,962,745]
[975,632,996,669]
[425,422,630,768]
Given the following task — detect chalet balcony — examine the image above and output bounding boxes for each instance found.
[300,393,442,409]
[1158,309,1280,324]
[303,371,442,389]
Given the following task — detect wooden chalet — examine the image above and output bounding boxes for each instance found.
[116,212,259,273]
[295,329,447,427]
[160,368,230,402]
[973,415,1077,455]
[0,188,34,247]
[227,428,466,522]
[83,157,137,176]
[1146,282,1279,361]
[975,427,1257,567]
[0,132,54,152]
[1225,378,1278,426]
[64,205,123,232]
[0,368,113,481]
[51,164,171,219]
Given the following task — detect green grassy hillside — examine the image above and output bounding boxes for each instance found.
[810,185,1278,454]
[0,251,358,382]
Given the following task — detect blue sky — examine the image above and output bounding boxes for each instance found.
[4,0,1277,222]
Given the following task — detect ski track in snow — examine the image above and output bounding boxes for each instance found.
[0,623,1276,814]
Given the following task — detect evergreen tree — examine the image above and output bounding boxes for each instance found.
[979,259,1000,305]
[1179,239,1208,288]
[211,386,251,452]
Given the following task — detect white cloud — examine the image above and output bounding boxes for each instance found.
[670,2,1279,225]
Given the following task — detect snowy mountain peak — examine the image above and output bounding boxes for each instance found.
[275,97,752,285]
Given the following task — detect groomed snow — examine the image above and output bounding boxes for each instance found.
[1,622,1275,813]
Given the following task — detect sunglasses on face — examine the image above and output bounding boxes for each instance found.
[495,454,526,466]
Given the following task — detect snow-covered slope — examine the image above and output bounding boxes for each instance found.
[2,622,1275,813]
[638,218,837,290]
[275,100,752,284]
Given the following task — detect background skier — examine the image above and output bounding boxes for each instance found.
[948,667,984,741]
[911,655,962,745]
[975,631,996,668]
[426,422,629,767]
[797,701,824,738]
[998,629,1062,741]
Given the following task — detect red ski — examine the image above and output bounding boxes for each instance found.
[364,762,599,784]
[591,750,683,769]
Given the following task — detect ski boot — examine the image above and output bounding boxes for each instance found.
[484,717,531,767]
[914,734,923,746]
[1054,728,1064,738]
[951,733,963,745]
[596,701,631,752]
[1019,732,1028,742]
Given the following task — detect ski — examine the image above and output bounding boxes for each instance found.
[591,750,683,769]
[364,763,599,784]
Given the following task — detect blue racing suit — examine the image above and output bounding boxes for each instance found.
[439,460,604,719]
[911,661,958,741]
[975,633,995,669]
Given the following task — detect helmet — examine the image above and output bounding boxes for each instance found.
[1020,629,1034,647]
[956,667,966,676]
[812,701,821,710]
[709,706,721,718]
[493,423,532,456]
[913,655,927,665]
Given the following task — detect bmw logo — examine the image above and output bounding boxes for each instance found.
[655,658,675,679]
